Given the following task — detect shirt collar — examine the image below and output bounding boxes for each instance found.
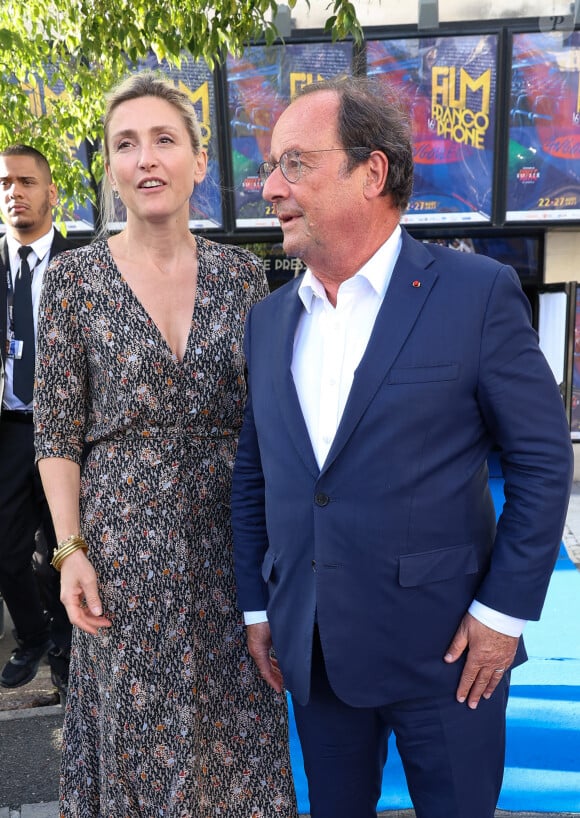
[6,226,55,269]
[298,224,402,312]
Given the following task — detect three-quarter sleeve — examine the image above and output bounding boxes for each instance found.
[34,251,88,466]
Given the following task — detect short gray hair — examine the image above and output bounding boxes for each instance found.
[296,76,414,212]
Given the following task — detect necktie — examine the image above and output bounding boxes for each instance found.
[12,245,35,404]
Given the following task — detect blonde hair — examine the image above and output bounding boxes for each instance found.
[99,72,203,233]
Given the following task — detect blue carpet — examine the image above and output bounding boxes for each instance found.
[288,474,580,813]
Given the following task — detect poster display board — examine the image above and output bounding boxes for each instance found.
[226,42,353,228]
[422,234,542,281]
[4,74,96,232]
[367,34,498,225]
[507,31,580,222]
[571,286,580,437]
[108,53,223,231]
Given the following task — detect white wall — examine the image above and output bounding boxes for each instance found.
[289,0,571,30]
[545,230,580,285]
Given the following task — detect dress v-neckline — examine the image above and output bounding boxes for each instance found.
[106,239,201,365]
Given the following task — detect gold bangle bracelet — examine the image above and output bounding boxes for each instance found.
[51,534,88,572]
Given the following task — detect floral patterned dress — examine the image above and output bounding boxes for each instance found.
[35,238,297,818]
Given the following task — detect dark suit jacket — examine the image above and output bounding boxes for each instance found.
[232,228,574,707]
[0,229,72,408]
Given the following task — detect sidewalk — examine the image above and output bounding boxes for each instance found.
[1,486,580,817]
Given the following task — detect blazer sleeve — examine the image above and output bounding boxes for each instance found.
[475,265,573,619]
[231,307,270,612]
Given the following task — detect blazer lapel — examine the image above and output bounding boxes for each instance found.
[321,233,438,473]
[0,230,69,363]
[0,237,9,403]
[272,280,320,478]
[0,236,8,269]
[49,229,72,257]
[0,237,9,365]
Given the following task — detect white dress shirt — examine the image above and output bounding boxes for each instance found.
[3,227,55,411]
[245,225,526,638]
[291,228,401,469]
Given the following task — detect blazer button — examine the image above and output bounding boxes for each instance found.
[315,493,330,507]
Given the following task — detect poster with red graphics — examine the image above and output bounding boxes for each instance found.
[367,34,497,225]
[226,42,353,228]
[506,31,580,222]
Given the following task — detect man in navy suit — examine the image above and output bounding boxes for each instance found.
[0,145,73,695]
[232,77,573,818]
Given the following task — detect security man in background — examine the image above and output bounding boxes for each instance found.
[0,144,73,698]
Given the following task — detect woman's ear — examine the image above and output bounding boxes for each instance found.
[104,162,116,192]
[193,149,208,186]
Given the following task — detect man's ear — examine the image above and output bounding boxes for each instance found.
[363,150,389,199]
[48,183,59,208]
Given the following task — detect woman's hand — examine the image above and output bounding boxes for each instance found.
[60,549,112,635]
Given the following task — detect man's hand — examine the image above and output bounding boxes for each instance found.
[444,612,519,709]
[60,550,112,635]
[246,621,284,693]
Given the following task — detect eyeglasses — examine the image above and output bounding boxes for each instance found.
[258,147,371,185]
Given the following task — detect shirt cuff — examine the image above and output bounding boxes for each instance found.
[469,600,527,637]
[243,610,268,625]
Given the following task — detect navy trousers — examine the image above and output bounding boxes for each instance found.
[0,416,71,650]
[292,628,509,818]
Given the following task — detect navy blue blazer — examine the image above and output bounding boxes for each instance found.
[232,228,573,707]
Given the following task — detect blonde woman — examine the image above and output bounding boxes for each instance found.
[35,72,297,817]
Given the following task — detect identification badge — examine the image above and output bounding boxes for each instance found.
[8,338,23,360]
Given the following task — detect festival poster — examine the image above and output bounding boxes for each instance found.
[62,141,95,232]
[10,74,96,232]
[367,35,497,225]
[109,53,223,231]
[226,42,353,228]
[506,31,580,223]
[571,286,580,437]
